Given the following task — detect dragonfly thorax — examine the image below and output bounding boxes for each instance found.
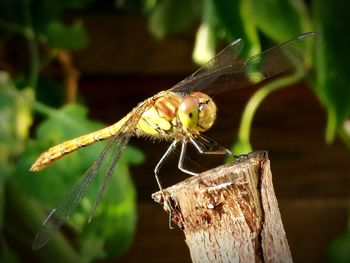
[178,92,217,133]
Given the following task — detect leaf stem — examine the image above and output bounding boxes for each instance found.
[233,66,306,154]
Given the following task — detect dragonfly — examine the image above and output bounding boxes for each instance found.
[30,32,320,249]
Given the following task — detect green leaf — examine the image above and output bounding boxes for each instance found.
[148,0,201,38]
[239,0,261,56]
[212,0,260,57]
[15,87,34,139]
[0,0,92,34]
[33,0,93,30]
[313,0,350,142]
[13,104,143,261]
[251,0,311,42]
[192,0,220,65]
[0,82,15,234]
[193,0,260,65]
[79,146,143,261]
[0,72,28,228]
[5,183,82,263]
[193,23,217,65]
[44,20,89,51]
[0,73,54,261]
[13,104,103,208]
[327,233,350,263]
[79,161,139,261]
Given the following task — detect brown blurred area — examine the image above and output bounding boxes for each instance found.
[72,14,348,263]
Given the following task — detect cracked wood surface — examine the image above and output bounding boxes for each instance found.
[153,151,292,263]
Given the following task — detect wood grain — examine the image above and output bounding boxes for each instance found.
[152,151,292,263]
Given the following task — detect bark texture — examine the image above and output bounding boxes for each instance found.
[152,151,292,263]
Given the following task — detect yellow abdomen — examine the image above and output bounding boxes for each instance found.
[29,114,131,171]
[30,91,183,172]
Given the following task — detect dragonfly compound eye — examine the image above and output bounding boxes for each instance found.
[191,92,217,132]
[179,92,217,132]
[179,96,199,130]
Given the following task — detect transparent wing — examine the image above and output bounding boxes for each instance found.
[191,134,231,154]
[171,38,244,95]
[170,32,321,96]
[87,127,131,223]
[32,104,148,250]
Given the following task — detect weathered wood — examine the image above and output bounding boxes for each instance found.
[152,151,292,263]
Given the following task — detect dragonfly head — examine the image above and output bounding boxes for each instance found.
[178,92,217,133]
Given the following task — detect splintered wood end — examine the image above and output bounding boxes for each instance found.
[152,151,293,263]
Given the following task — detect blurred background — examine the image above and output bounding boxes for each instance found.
[1,0,350,262]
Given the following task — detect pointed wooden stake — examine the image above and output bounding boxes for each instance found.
[152,151,292,263]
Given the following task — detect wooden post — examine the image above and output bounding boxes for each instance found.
[152,151,292,263]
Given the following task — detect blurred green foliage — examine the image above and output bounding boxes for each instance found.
[12,102,142,261]
[148,0,201,38]
[0,0,143,262]
[1,0,350,262]
[313,0,350,142]
[328,232,350,263]
[44,20,89,51]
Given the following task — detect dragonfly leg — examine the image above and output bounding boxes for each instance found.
[154,140,178,188]
[178,140,199,176]
[190,136,250,160]
[154,140,178,229]
[232,153,249,160]
[190,137,250,160]
[190,136,231,155]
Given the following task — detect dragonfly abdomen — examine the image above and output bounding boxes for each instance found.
[29,115,130,171]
